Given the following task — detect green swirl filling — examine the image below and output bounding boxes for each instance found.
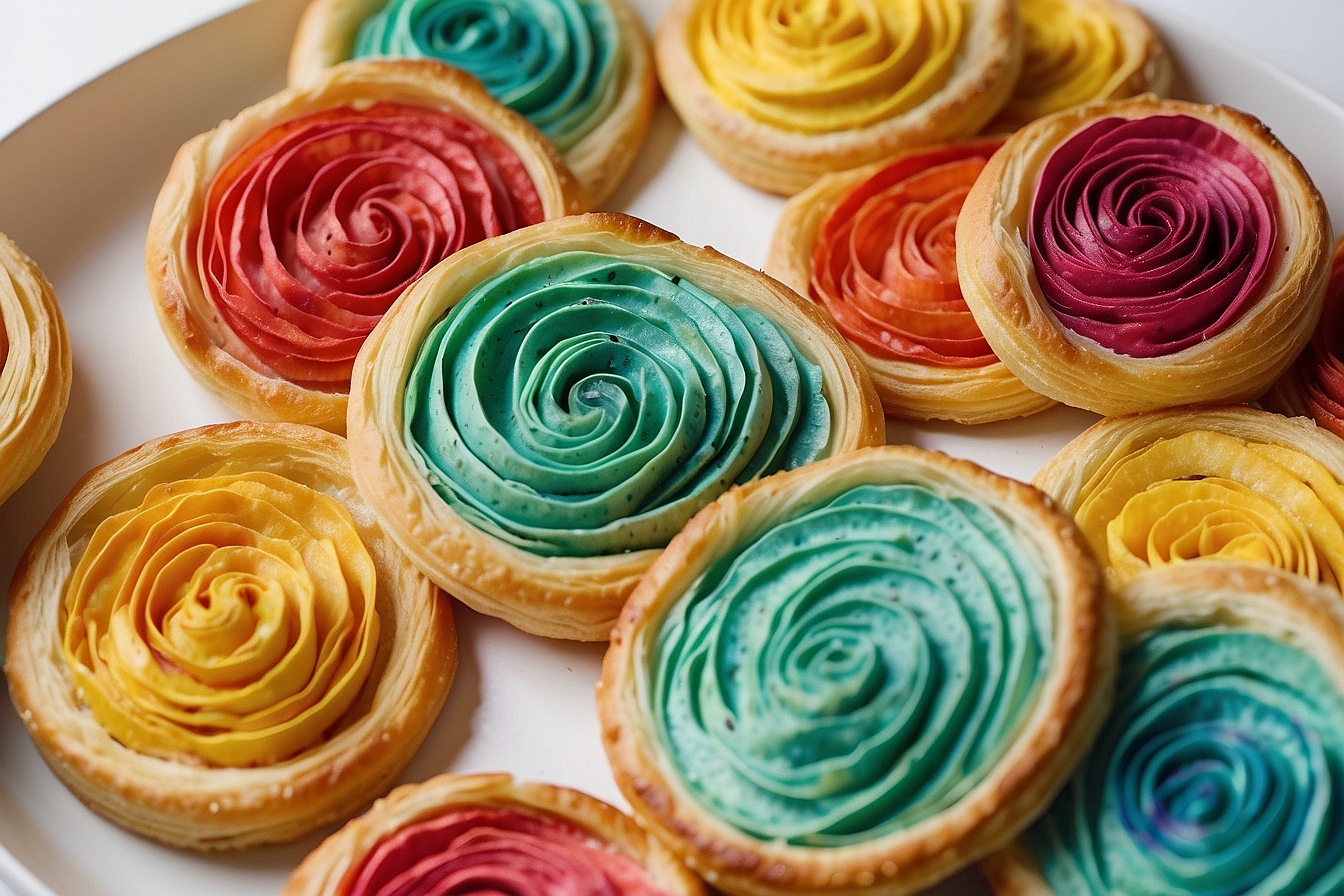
[404,251,831,557]
[648,482,1054,844]
[352,0,622,151]
[1026,626,1344,894]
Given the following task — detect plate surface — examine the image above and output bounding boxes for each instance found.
[2,2,1343,895]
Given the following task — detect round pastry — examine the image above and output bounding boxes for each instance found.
[4,421,457,850]
[347,211,884,641]
[654,0,1022,197]
[982,562,1344,895]
[146,59,585,433]
[1033,404,1344,593]
[1264,236,1344,437]
[985,0,1171,132]
[598,444,1113,896]
[765,137,1055,423]
[0,230,71,505]
[283,772,706,895]
[957,95,1331,416]
[287,0,658,206]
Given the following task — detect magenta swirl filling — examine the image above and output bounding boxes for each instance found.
[348,807,669,896]
[1029,114,1277,358]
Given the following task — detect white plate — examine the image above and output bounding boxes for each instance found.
[2,2,1343,895]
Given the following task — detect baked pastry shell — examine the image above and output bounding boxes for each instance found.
[346,211,885,642]
[597,444,1114,896]
[4,420,458,850]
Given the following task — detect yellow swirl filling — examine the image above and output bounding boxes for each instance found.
[61,472,380,767]
[688,0,965,134]
[1003,0,1128,122]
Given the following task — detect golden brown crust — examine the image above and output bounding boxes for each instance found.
[597,444,1114,896]
[4,420,457,850]
[145,59,585,434]
[287,0,658,206]
[655,0,1022,197]
[0,231,71,505]
[957,95,1331,416]
[347,211,884,641]
[282,772,707,895]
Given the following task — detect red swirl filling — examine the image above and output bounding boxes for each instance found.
[348,807,669,896]
[811,138,1004,367]
[198,102,544,389]
[1294,241,1344,435]
[1030,114,1277,358]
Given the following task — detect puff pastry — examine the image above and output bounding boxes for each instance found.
[146,59,585,433]
[982,563,1344,895]
[765,137,1055,424]
[287,0,657,207]
[598,444,1113,896]
[283,772,706,895]
[347,211,884,641]
[985,0,1170,132]
[654,0,1021,197]
[1033,405,1344,593]
[0,231,71,505]
[4,421,457,850]
[957,95,1331,416]
[1264,236,1344,436]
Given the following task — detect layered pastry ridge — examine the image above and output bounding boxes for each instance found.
[347,212,883,641]
[283,773,706,895]
[599,445,1111,896]
[288,0,657,205]
[5,421,457,849]
[0,231,71,505]
[958,96,1330,415]
[147,59,584,432]
[766,137,1054,423]
[1034,405,1344,594]
[654,0,1021,196]
[1265,237,1344,437]
[982,564,1344,895]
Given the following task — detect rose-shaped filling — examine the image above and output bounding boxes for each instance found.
[1287,243,1344,436]
[1074,430,1344,587]
[352,0,623,153]
[199,102,544,390]
[811,138,1003,366]
[61,472,380,767]
[348,807,669,896]
[1030,114,1277,358]
[1025,626,1344,893]
[687,0,964,134]
[404,251,832,557]
[647,482,1052,843]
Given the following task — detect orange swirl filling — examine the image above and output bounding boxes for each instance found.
[1292,241,1344,436]
[61,472,380,767]
[810,138,1003,366]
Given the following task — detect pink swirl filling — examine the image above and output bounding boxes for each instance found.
[1029,114,1277,358]
[348,807,670,896]
[199,102,544,389]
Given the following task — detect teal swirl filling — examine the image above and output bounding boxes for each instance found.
[648,482,1054,844]
[404,251,831,557]
[1026,627,1344,894]
[352,0,621,151]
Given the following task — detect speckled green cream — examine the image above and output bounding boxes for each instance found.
[1026,626,1344,894]
[647,482,1054,845]
[404,251,831,557]
[352,0,621,151]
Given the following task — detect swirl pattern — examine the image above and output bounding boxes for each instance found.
[1273,240,1344,437]
[199,101,544,390]
[347,807,669,896]
[1025,625,1344,893]
[1030,114,1277,358]
[404,251,832,558]
[352,0,622,153]
[648,481,1053,844]
[61,471,380,767]
[810,138,1003,367]
[685,0,964,135]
